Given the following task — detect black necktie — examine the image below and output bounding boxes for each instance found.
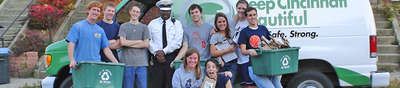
[162,20,167,48]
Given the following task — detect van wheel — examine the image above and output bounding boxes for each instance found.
[60,75,73,88]
[287,70,333,88]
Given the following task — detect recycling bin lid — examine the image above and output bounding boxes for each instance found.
[0,48,10,54]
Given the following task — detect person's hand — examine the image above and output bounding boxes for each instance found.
[218,57,225,67]
[158,57,165,63]
[248,49,258,56]
[227,45,235,52]
[170,61,174,68]
[224,71,232,77]
[112,60,119,64]
[108,40,117,44]
[221,61,225,67]
[210,28,217,35]
[156,50,165,63]
[69,60,77,68]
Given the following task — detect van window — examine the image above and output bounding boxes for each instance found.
[115,1,145,24]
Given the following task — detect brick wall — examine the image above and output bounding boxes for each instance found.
[140,6,161,25]
[9,52,38,77]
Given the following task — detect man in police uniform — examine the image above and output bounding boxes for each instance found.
[148,0,183,87]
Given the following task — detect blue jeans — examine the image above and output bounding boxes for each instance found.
[123,66,147,88]
[221,59,238,84]
[248,66,282,88]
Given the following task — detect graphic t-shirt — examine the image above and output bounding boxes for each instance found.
[183,23,214,59]
[65,20,110,62]
[233,20,250,64]
[238,25,272,50]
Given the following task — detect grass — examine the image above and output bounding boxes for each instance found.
[391,40,398,45]
[20,82,40,88]
[378,66,396,72]
[0,0,3,5]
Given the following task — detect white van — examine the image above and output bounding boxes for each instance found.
[171,0,390,87]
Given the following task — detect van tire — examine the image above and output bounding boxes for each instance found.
[60,75,73,88]
[287,70,333,88]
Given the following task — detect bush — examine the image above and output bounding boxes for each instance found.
[0,0,3,5]
[37,0,76,15]
[28,4,63,29]
[383,6,394,18]
[11,30,49,56]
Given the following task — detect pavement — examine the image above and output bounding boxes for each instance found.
[0,78,42,88]
[390,72,400,81]
[0,72,397,88]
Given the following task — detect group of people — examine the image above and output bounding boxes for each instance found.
[66,0,282,88]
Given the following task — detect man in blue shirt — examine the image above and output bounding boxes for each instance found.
[96,2,121,62]
[66,1,119,69]
[237,7,282,88]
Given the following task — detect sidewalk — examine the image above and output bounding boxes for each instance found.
[0,78,42,88]
[390,72,400,81]
[0,72,396,88]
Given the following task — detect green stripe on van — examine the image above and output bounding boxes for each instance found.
[334,67,370,86]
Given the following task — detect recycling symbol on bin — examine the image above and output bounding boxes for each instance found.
[281,55,290,69]
[101,72,110,80]
[99,69,112,84]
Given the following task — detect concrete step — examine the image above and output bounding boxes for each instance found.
[63,31,70,38]
[0,15,28,21]
[378,53,400,63]
[0,28,21,32]
[34,70,48,79]
[372,7,384,15]
[0,41,12,47]
[6,2,32,9]
[377,45,399,53]
[83,0,97,6]
[56,30,70,40]
[0,9,29,15]
[0,29,20,35]
[377,28,395,36]
[375,21,391,29]
[374,14,387,21]
[12,0,32,3]
[0,35,17,41]
[71,17,86,24]
[10,0,34,4]
[377,36,397,45]
[0,21,25,28]
[76,11,88,18]
[0,21,25,27]
[377,63,399,71]
[34,56,48,79]
[78,5,88,11]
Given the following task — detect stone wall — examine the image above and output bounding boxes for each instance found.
[9,52,38,77]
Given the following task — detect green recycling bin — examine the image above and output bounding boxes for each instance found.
[173,59,208,70]
[251,47,300,76]
[72,61,125,88]
[0,48,10,84]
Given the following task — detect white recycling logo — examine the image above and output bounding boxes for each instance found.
[281,55,290,69]
[101,72,110,81]
[99,69,112,84]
